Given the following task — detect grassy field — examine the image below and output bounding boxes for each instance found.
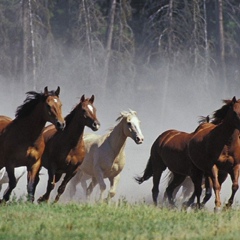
[0,200,240,240]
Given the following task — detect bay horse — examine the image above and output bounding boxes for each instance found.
[0,86,65,202]
[69,110,144,201]
[134,123,213,207]
[37,95,100,203]
[187,97,240,211]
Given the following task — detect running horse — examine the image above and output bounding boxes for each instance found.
[135,123,213,207]
[188,97,240,211]
[0,87,65,202]
[68,110,144,202]
[37,95,100,203]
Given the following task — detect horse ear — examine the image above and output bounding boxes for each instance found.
[55,86,60,96]
[80,95,85,102]
[89,95,95,103]
[232,96,237,104]
[44,86,49,96]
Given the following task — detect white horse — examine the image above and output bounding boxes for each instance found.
[68,110,144,201]
[0,167,27,193]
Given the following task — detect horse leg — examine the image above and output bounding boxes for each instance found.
[80,174,89,200]
[27,161,41,202]
[54,171,77,203]
[2,167,16,202]
[68,170,84,199]
[184,167,203,209]
[107,174,120,201]
[210,164,222,211]
[93,167,106,201]
[86,177,97,200]
[38,168,57,203]
[152,168,163,206]
[201,175,212,205]
[165,173,186,207]
[225,165,240,208]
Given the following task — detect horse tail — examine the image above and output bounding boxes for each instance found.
[134,157,153,184]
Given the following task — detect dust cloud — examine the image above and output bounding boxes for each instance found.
[0,60,239,210]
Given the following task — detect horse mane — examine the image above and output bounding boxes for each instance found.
[116,109,137,122]
[198,115,210,125]
[64,102,81,126]
[106,110,137,132]
[15,90,56,119]
[211,99,234,124]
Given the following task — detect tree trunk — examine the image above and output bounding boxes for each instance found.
[81,0,94,85]
[102,0,117,97]
[22,0,36,91]
[216,0,227,93]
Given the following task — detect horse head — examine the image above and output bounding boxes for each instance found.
[79,95,100,131]
[121,110,144,144]
[230,96,240,130]
[43,86,65,130]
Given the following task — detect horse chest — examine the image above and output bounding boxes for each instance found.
[101,156,124,175]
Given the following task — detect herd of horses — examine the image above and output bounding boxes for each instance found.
[0,86,239,212]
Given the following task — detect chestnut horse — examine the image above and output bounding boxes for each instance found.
[134,119,215,207]
[37,95,100,203]
[188,97,240,211]
[69,110,144,201]
[0,87,65,202]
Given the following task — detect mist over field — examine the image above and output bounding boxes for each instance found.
[0,59,239,211]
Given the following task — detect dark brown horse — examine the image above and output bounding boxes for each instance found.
[135,126,210,206]
[188,97,240,211]
[0,87,65,202]
[37,95,100,203]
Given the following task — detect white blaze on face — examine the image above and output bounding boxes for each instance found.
[87,104,94,114]
[53,98,58,103]
[131,115,143,136]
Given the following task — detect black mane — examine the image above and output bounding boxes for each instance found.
[211,99,234,125]
[15,90,57,119]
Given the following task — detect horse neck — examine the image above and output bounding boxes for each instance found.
[16,104,47,140]
[209,120,237,154]
[226,129,240,147]
[63,115,85,148]
[107,120,127,156]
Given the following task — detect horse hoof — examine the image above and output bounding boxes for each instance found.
[223,204,232,211]
[214,207,221,213]
[37,196,47,203]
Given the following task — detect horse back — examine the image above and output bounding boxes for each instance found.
[0,116,12,133]
[151,129,193,175]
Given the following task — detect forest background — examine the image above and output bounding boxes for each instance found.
[0,0,240,205]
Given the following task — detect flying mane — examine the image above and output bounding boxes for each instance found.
[211,99,236,125]
[115,109,137,122]
[15,90,57,119]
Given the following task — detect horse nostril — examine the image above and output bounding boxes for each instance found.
[92,121,100,130]
[57,121,65,130]
[136,136,144,144]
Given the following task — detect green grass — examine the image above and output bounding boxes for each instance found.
[0,201,240,240]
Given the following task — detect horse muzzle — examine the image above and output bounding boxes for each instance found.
[91,121,100,131]
[56,120,66,131]
[135,135,144,144]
